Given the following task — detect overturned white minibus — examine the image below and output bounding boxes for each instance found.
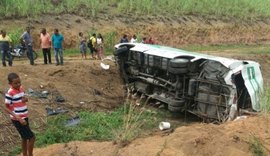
[114,43,263,122]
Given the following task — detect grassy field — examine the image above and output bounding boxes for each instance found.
[1,0,270,20]
[10,103,174,155]
[182,44,270,54]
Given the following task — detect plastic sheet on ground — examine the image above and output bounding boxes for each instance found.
[65,116,80,127]
[46,108,68,116]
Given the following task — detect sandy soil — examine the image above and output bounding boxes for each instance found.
[2,14,270,49]
[32,115,270,156]
[0,57,125,155]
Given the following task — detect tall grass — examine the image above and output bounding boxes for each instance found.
[35,104,165,147]
[260,87,270,113]
[104,31,118,55]
[8,28,23,46]
[1,0,270,20]
[249,135,265,156]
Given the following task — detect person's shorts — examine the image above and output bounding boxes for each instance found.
[12,118,35,140]
[80,45,87,53]
[89,47,97,54]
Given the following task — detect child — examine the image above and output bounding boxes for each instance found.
[79,32,87,59]
[4,73,35,156]
[96,33,104,60]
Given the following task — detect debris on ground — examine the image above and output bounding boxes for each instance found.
[65,116,80,127]
[234,115,248,121]
[46,108,69,116]
[27,88,50,98]
[100,62,110,70]
[55,95,65,102]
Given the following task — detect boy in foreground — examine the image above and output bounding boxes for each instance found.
[4,73,35,156]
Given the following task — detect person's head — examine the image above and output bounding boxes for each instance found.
[1,30,6,37]
[79,32,83,37]
[8,73,21,90]
[26,27,31,33]
[92,33,96,37]
[54,28,59,35]
[41,28,46,35]
[123,34,127,39]
[0,30,3,35]
[98,33,102,38]
[133,34,137,39]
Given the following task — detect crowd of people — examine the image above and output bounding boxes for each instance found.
[0,29,157,155]
[0,29,156,67]
[120,34,155,44]
[81,32,105,60]
[0,27,65,66]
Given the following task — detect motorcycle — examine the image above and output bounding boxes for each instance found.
[8,44,38,60]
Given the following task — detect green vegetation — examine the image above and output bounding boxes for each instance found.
[35,104,166,147]
[260,88,270,113]
[1,0,270,20]
[249,135,265,156]
[182,44,270,54]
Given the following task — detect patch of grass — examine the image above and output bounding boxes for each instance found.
[182,44,270,54]
[249,135,265,156]
[63,48,79,57]
[35,104,166,147]
[104,31,118,55]
[8,28,24,46]
[8,146,21,156]
[1,0,270,20]
[260,87,270,113]
[111,102,161,146]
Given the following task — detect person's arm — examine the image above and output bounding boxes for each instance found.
[20,32,25,44]
[48,34,52,48]
[39,34,42,47]
[51,35,54,48]
[7,35,12,49]
[4,105,25,124]
[4,93,26,124]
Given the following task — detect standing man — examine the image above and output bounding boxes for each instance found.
[0,30,13,67]
[40,28,52,64]
[120,34,129,43]
[52,29,64,66]
[20,27,35,65]
[88,33,97,59]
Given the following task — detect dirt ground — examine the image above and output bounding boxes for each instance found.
[1,14,270,155]
[0,57,125,155]
[0,52,268,156]
[31,115,270,156]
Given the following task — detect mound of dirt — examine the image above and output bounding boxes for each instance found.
[0,57,125,154]
[32,115,270,156]
[2,14,270,49]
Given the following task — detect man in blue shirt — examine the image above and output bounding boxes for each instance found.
[52,29,64,66]
[20,27,34,65]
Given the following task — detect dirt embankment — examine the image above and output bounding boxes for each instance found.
[32,115,270,156]
[1,14,270,49]
[0,59,125,155]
